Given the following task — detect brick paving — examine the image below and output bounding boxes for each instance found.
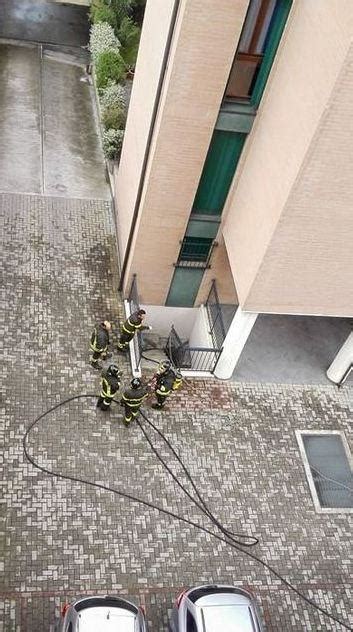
[1,192,353,631]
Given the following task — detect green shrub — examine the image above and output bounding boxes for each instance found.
[95,49,126,92]
[102,104,126,130]
[90,0,145,30]
[100,81,127,110]
[89,22,121,63]
[102,128,125,160]
[90,0,117,28]
[130,0,146,26]
[118,16,141,67]
[109,0,134,25]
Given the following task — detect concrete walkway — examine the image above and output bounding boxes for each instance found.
[0,41,109,199]
[0,43,42,194]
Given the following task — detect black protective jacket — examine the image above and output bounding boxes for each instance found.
[155,370,176,396]
[121,311,148,336]
[90,323,109,353]
[121,385,148,409]
[101,370,121,398]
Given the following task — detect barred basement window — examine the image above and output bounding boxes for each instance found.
[296,431,353,514]
[179,236,213,263]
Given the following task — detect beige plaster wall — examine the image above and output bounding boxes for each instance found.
[114,0,176,263]
[120,0,249,302]
[195,236,238,306]
[222,0,353,316]
[245,43,353,316]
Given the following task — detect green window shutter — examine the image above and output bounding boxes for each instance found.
[192,130,246,215]
[251,0,293,107]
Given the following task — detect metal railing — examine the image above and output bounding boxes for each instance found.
[166,325,222,373]
[205,279,226,349]
[128,274,143,371]
[174,240,218,269]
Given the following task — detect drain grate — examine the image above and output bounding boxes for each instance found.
[296,431,353,512]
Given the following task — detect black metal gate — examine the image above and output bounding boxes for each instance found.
[205,279,226,349]
[166,325,222,373]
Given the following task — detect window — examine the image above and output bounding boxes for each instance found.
[296,431,353,513]
[226,0,276,100]
[225,0,292,105]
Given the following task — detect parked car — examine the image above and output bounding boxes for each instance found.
[169,584,264,632]
[57,595,147,632]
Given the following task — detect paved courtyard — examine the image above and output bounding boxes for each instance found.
[1,192,353,631]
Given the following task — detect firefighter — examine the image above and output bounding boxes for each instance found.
[117,309,151,352]
[152,360,183,410]
[120,378,148,426]
[90,320,112,369]
[97,364,122,411]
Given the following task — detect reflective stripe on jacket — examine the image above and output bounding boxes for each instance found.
[122,386,148,408]
[172,376,183,390]
[122,311,144,335]
[101,375,120,399]
[156,384,171,397]
[155,371,175,397]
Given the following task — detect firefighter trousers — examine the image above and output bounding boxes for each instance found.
[123,403,140,424]
[97,396,114,411]
[154,391,169,408]
[117,331,134,350]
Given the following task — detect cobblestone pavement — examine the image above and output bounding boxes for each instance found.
[1,192,353,631]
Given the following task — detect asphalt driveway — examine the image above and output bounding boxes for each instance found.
[0,0,89,47]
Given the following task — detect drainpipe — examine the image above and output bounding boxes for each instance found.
[118,0,181,292]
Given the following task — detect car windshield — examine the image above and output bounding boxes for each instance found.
[201,605,255,632]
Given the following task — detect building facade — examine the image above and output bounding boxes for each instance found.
[114,0,353,378]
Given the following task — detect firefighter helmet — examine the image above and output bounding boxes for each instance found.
[108,364,121,378]
[157,360,171,374]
